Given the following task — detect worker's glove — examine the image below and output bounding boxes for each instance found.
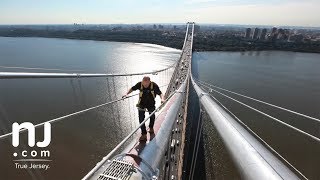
[161,99,165,104]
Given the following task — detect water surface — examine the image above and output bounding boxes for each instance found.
[0,37,179,180]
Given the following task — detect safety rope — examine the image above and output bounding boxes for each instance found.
[0,83,169,140]
[196,80,320,143]
[194,78,320,123]
[0,65,86,72]
[0,62,177,79]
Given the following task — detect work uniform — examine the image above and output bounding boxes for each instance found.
[131,81,162,134]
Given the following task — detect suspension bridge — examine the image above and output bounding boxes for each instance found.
[0,22,319,180]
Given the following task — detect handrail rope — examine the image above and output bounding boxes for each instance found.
[0,83,169,140]
[0,65,86,72]
[194,78,320,123]
[197,81,320,143]
[201,84,308,179]
[82,91,177,180]
[0,62,177,79]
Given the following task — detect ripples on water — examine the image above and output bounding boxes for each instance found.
[0,37,179,180]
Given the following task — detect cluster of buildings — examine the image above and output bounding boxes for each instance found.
[245,27,267,40]
[244,27,313,42]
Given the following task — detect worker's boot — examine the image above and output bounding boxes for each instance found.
[139,134,147,142]
[149,128,154,134]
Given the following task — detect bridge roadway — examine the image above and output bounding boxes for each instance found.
[159,24,194,180]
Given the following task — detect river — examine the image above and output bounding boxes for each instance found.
[0,37,179,180]
[0,37,319,179]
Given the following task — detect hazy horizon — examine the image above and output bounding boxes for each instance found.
[1,0,320,27]
[1,23,320,29]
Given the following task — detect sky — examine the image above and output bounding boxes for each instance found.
[0,0,319,27]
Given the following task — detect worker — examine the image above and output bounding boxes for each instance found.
[122,76,165,141]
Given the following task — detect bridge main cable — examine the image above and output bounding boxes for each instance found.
[0,63,176,79]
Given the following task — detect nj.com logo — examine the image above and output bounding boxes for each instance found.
[12,122,51,158]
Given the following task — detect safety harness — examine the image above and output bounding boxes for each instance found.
[136,81,155,108]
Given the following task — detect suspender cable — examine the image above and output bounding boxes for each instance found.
[126,76,133,130]
[197,81,320,143]
[189,109,204,180]
[112,77,123,135]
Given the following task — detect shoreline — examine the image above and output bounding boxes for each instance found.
[0,31,320,54]
[193,48,320,54]
[0,35,181,51]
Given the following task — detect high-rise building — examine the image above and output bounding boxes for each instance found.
[277,28,285,40]
[252,28,260,39]
[260,28,267,40]
[271,27,277,34]
[245,28,251,38]
[269,27,278,41]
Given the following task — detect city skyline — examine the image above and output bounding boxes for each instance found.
[0,0,319,27]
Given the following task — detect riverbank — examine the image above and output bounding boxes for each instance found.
[1,28,319,53]
[193,36,320,53]
[0,28,185,50]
